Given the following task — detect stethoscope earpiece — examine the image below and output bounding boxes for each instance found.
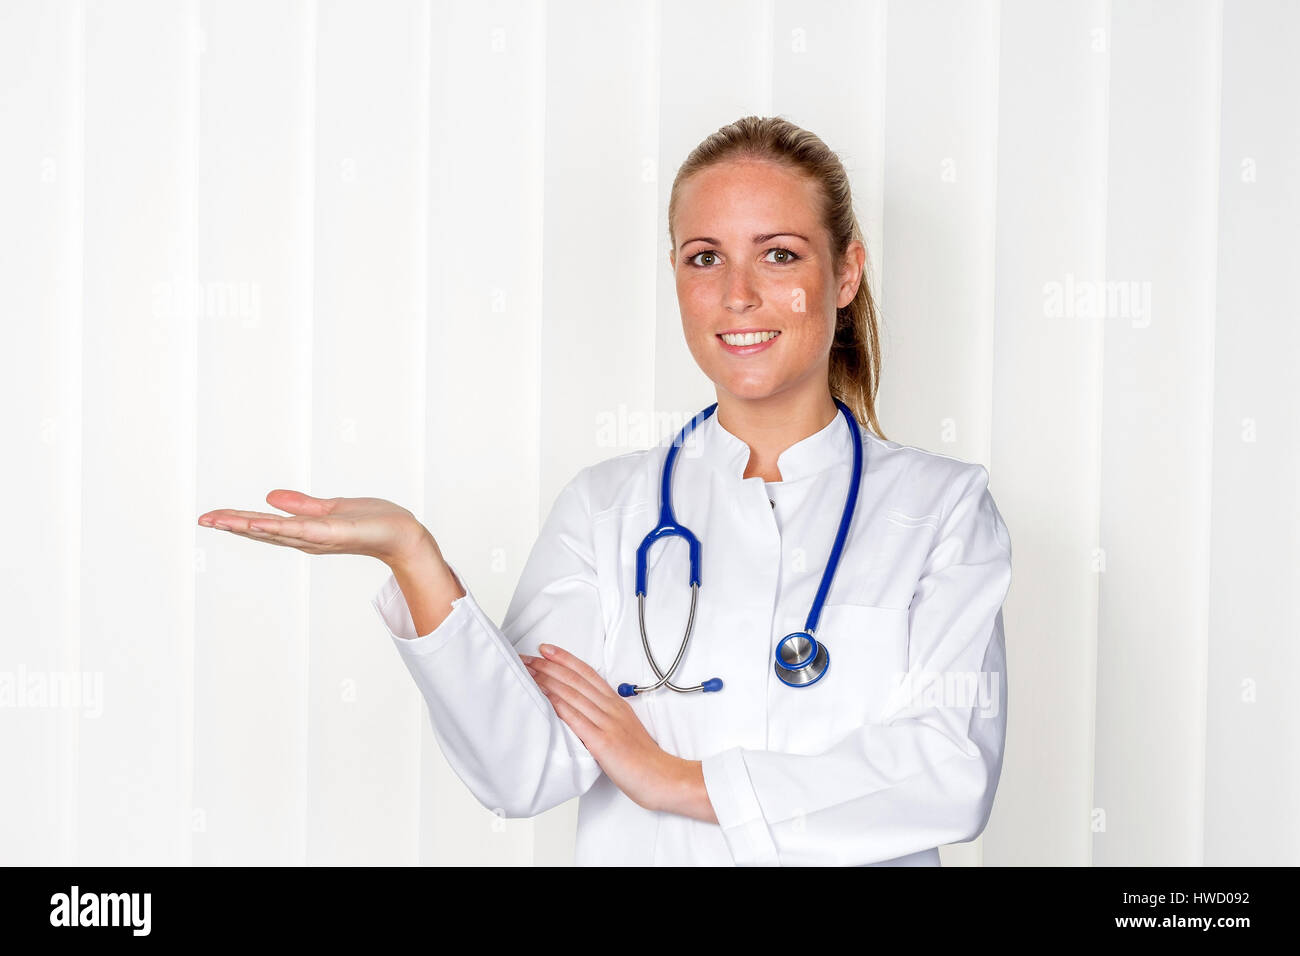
[618,399,863,697]
[618,677,723,697]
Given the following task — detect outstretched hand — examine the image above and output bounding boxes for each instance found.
[198,490,430,566]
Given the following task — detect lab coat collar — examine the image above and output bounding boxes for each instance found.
[686,402,856,483]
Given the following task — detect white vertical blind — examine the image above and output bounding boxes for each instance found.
[536,0,661,863]
[80,0,198,865]
[1205,0,1300,866]
[1,0,1293,866]
[989,0,1111,867]
[1094,0,1224,867]
[193,0,315,868]
[417,0,549,866]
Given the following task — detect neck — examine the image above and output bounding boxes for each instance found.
[714,387,839,482]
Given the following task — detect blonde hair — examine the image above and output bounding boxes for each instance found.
[668,115,887,440]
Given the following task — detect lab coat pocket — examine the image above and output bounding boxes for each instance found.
[813,602,910,738]
[860,509,941,606]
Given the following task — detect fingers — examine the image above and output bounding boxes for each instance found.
[526,647,618,711]
[257,515,337,544]
[199,511,333,548]
[537,644,617,700]
[198,509,287,527]
[218,526,324,552]
[198,512,279,532]
[197,490,337,530]
[524,658,609,730]
[544,692,598,744]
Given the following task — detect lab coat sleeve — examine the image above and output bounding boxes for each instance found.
[699,462,1013,866]
[370,469,604,819]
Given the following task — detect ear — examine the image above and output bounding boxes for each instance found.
[668,248,676,270]
[837,240,867,308]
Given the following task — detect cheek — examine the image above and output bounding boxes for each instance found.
[781,270,834,316]
[781,327,833,366]
[676,281,715,339]
[768,274,830,338]
[677,274,710,311]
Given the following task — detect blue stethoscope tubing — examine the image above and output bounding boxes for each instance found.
[616,398,864,697]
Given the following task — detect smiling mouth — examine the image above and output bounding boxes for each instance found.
[717,330,780,346]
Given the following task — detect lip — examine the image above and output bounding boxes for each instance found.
[716,329,781,356]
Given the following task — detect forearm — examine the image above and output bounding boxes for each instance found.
[387,526,467,638]
[374,569,602,817]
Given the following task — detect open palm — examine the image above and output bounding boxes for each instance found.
[198,490,427,566]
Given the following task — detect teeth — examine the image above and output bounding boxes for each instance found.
[720,330,779,346]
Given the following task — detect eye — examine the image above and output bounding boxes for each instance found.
[686,250,719,267]
[764,247,800,264]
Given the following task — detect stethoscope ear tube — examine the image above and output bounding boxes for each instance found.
[619,588,723,696]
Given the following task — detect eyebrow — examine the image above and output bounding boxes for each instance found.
[679,232,810,249]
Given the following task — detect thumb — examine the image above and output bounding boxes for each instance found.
[266,488,335,516]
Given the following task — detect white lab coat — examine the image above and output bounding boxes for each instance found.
[371,408,1013,866]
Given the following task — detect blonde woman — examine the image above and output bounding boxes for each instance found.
[199,116,1013,867]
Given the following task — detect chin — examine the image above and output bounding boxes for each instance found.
[714,379,782,402]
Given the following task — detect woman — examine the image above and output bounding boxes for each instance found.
[199,116,1013,866]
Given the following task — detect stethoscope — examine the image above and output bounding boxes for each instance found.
[616,398,864,697]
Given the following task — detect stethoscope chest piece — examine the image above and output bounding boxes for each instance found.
[774,630,830,687]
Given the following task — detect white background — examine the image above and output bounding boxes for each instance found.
[1,0,1294,866]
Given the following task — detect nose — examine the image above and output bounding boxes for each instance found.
[722,262,761,313]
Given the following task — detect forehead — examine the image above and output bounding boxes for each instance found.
[674,159,823,238]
